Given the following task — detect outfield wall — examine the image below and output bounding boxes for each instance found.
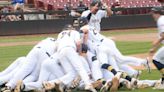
[0,14,156,36]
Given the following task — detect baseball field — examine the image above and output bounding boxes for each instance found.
[0,28,163,92]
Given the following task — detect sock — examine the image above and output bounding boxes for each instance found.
[160,68,164,84]
[122,72,132,82]
[162,74,164,84]
[101,64,117,75]
[21,83,25,90]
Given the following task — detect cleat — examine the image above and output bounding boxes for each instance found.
[14,80,24,92]
[137,81,149,89]
[154,80,161,88]
[100,81,112,92]
[91,80,103,90]
[54,82,65,92]
[143,57,151,73]
[153,80,164,90]
[123,80,132,89]
[131,78,138,89]
[70,75,81,89]
[85,84,97,92]
[110,77,119,92]
[42,82,55,91]
[1,86,12,92]
[153,83,164,89]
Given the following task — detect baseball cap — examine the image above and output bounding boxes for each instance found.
[151,7,163,14]
[90,0,102,8]
[63,24,74,30]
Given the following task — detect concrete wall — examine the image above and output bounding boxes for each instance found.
[0,14,156,36]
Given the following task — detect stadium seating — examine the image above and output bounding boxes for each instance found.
[29,0,162,14]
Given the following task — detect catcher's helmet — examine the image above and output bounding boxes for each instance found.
[78,17,89,27]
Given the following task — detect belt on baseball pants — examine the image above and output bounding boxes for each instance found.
[37,46,51,57]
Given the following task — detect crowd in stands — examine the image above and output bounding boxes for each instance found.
[0,0,24,21]
[34,0,162,10]
[0,0,163,21]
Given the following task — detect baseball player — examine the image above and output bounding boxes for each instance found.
[81,0,112,33]
[149,7,164,89]
[79,17,150,71]
[27,25,95,92]
[55,24,97,92]
[78,17,151,90]
[14,24,96,92]
[0,57,26,86]
[14,53,65,92]
[2,37,57,92]
[0,56,25,77]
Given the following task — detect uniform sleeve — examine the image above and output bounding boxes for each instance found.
[158,17,164,33]
[57,32,64,40]
[81,10,90,17]
[98,10,108,18]
[73,31,81,43]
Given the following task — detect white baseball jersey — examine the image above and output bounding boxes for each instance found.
[80,25,105,45]
[34,37,57,55]
[81,10,108,33]
[57,30,81,52]
[153,15,164,64]
[157,15,164,44]
[81,25,146,67]
[6,37,57,89]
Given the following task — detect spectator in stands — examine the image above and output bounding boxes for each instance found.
[64,1,72,11]
[11,0,25,11]
[1,6,9,13]
[77,0,88,12]
[111,0,121,15]
[111,0,121,9]
[0,6,10,21]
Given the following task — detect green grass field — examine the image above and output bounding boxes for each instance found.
[0,28,163,92]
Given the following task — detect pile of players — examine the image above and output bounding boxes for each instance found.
[0,0,164,92]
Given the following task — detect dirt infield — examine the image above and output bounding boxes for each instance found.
[0,41,38,47]
[110,33,157,42]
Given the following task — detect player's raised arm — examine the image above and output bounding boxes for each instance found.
[101,2,112,16]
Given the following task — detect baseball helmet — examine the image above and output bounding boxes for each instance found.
[78,17,89,27]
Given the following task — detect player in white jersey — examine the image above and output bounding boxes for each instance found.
[78,17,152,90]
[14,53,65,92]
[81,0,112,33]
[2,37,57,92]
[79,17,150,71]
[149,7,164,89]
[55,24,97,92]
[0,57,26,86]
[14,25,96,92]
